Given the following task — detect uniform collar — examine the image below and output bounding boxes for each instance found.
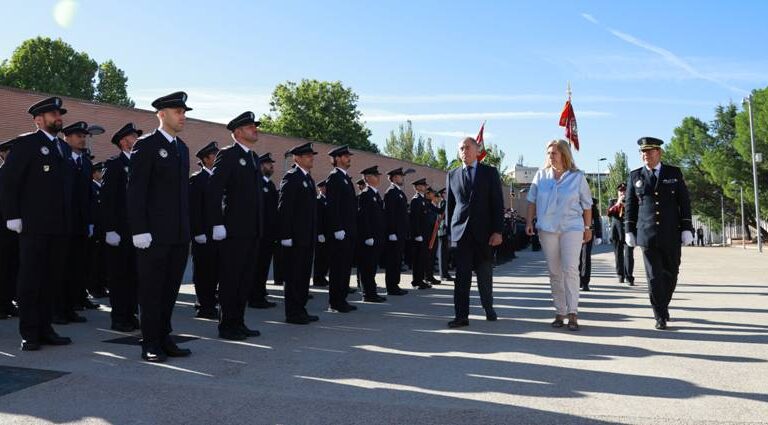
[71,151,82,161]
[367,185,378,194]
[234,141,250,153]
[645,162,662,173]
[335,167,348,176]
[263,175,270,182]
[92,180,102,187]
[122,151,131,160]
[296,164,310,176]
[157,127,175,143]
[203,166,213,175]
[40,128,57,142]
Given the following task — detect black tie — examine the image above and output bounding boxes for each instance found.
[464,166,473,189]
[650,168,657,187]
[75,156,82,170]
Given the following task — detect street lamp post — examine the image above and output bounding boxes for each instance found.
[733,181,746,250]
[721,192,726,246]
[744,95,763,253]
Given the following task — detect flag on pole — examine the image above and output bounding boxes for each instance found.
[559,99,579,151]
[476,121,487,161]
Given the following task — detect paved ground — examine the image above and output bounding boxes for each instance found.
[0,245,766,424]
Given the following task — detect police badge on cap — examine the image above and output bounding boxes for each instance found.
[227,111,260,131]
[28,96,67,117]
[151,91,192,111]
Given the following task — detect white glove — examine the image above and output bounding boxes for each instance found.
[318,234,325,243]
[212,225,226,241]
[594,238,602,245]
[414,236,424,242]
[281,239,293,247]
[132,233,152,249]
[105,231,121,246]
[194,234,207,244]
[6,219,21,234]
[681,230,694,245]
[88,224,94,238]
[625,233,636,248]
[388,234,397,241]
[364,238,374,246]
[334,230,346,240]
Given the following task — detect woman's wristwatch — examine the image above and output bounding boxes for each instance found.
[584,225,593,230]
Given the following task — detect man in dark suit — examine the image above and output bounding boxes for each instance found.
[409,178,432,290]
[1,97,74,351]
[278,143,320,324]
[356,166,387,303]
[324,145,358,312]
[0,140,19,319]
[625,137,693,330]
[313,180,330,287]
[102,123,142,332]
[206,111,263,341]
[445,137,504,328]
[579,198,603,291]
[383,168,409,296]
[189,141,220,319]
[127,92,192,362]
[607,183,635,285]
[250,152,279,309]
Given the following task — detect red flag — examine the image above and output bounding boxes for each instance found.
[559,100,579,151]
[476,121,487,161]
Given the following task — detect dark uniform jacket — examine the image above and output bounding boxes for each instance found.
[189,168,212,239]
[62,145,93,237]
[624,164,692,248]
[101,153,131,237]
[384,184,409,240]
[205,143,262,239]
[126,130,191,244]
[446,163,504,244]
[409,194,431,240]
[607,198,625,243]
[0,130,73,235]
[325,168,357,239]
[262,176,279,243]
[277,166,317,247]
[316,194,328,239]
[358,187,385,244]
[91,180,104,238]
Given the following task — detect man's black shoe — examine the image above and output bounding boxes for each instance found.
[286,316,310,325]
[41,332,71,345]
[628,277,635,286]
[363,295,387,303]
[427,278,441,285]
[219,329,247,341]
[248,299,277,309]
[20,340,40,351]
[448,319,469,328]
[347,287,357,294]
[82,299,100,310]
[655,318,667,330]
[195,308,219,320]
[618,276,625,283]
[238,325,261,337]
[111,322,135,332]
[312,278,329,287]
[387,288,408,296]
[331,304,356,313]
[441,275,454,281]
[141,347,167,363]
[305,314,319,322]
[162,338,191,357]
[485,310,498,321]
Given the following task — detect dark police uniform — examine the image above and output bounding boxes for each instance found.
[251,152,279,308]
[206,111,263,340]
[86,162,108,300]
[0,140,19,319]
[0,97,73,350]
[624,137,692,328]
[607,189,635,284]
[127,93,192,360]
[312,181,330,287]
[579,199,603,290]
[409,179,431,290]
[189,141,219,318]
[383,168,409,295]
[356,166,387,302]
[324,145,358,312]
[278,143,318,323]
[424,190,440,284]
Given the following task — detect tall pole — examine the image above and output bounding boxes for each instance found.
[741,186,746,250]
[745,95,763,253]
[721,193,726,246]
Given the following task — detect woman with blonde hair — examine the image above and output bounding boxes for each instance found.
[525,139,593,330]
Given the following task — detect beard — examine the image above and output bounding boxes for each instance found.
[46,119,63,134]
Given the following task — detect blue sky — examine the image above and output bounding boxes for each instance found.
[2,0,767,172]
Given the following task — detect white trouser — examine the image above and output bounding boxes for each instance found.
[539,230,582,315]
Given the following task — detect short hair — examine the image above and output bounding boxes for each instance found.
[544,139,577,171]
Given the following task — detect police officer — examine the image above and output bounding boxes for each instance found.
[424,187,441,285]
[409,178,432,290]
[278,143,320,324]
[625,137,693,330]
[127,92,192,362]
[607,183,635,285]
[87,161,109,300]
[102,123,142,332]
[189,141,220,319]
[206,111,263,341]
[312,180,330,287]
[579,198,603,291]
[250,152,279,309]
[383,168,409,296]
[357,166,387,303]
[437,188,453,281]
[324,145,358,312]
[0,139,19,319]
[1,97,73,351]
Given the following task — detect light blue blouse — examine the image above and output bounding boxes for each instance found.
[526,168,593,233]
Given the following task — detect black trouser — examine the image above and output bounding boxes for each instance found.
[411,239,429,285]
[613,241,635,280]
[453,236,494,320]
[55,235,87,317]
[439,236,451,277]
[358,242,382,297]
[251,238,275,303]
[17,234,68,342]
[136,242,188,349]
[0,229,19,313]
[384,239,404,292]
[86,236,107,294]
[217,237,258,332]
[273,244,284,284]
[579,241,593,287]
[328,236,354,308]
[426,241,437,282]
[107,240,138,325]
[283,244,313,320]
[697,235,704,246]
[313,239,329,282]
[641,244,681,320]
[191,240,218,310]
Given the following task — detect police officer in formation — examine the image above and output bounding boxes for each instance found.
[607,182,635,285]
[251,152,279,309]
[0,139,19,319]
[409,178,432,290]
[189,141,220,319]
[624,137,693,330]
[356,166,387,303]
[313,180,330,287]
[382,168,409,296]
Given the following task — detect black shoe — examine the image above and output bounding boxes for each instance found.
[618,276,625,283]
[330,304,356,313]
[427,278,441,285]
[111,322,135,332]
[655,318,667,330]
[485,310,498,321]
[413,282,431,290]
[238,325,261,337]
[219,329,247,341]
[582,286,590,292]
[162,337,191,357]
[286,316,310,325]
[627,277,635,286]
[89,288,109,299]
[40,332,72,345]
[347,287,357,294]
[273,281,284,286]
[307,293,314,300]
[441,275,454,281]
[248,299,277,309]
[448,319,469,328]
[20,339,41,351]
[387,288,408,296]
[195,307,219,320]
[312,278,329,287]
[305,314,319,322]
[66,312,87,323]
[141,347,167,363]
[52,314,69,325]
[82,299,100,310]
[363,295,387,303]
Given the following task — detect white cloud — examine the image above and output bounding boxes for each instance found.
[132,87,272,124]
[363,110,610,123]
[359,94,556,104]
[421,130,497,139]
[581,13,598,24]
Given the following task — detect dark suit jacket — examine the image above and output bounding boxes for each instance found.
[358,187,385,244]
[409,194,430,239]
[262,177,279,242]
[0,130,73,235]
[189,168,211,239]
[277,166,317,247]
[324,168,357,238]
[101,153,131,237]
[383,184,409,240]
[446,162,504,244]
[126,130,191,244]
[624,163,692,248]
[91,180,103,238]
[205,143,263,240]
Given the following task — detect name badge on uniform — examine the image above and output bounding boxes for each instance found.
[263,187,269,193]
[43,165,50,172]
[662,178,678,184]
[303,181,308,188]
[40,146,50,155]
[635,180,643,188]
[124,166,129,173]
[239,158,247,166]
[159,148,168,158]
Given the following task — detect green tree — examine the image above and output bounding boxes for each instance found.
[435,146,449,171]
[260,79,377,152]
[0,37,97,100]
[94,60,134,107]
[732,89,768,227]
[383,121,416,162]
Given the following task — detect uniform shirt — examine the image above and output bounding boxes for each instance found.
[527,168,592,233]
